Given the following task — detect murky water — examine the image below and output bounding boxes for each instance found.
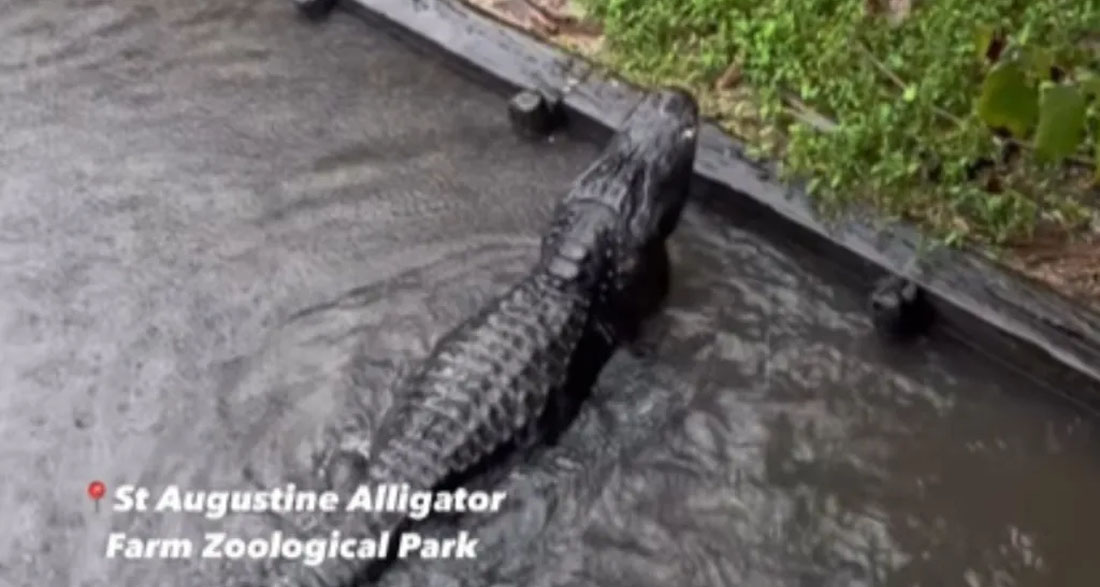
[1,1,1098,586]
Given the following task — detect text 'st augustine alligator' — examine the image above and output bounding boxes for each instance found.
[106,484,506,565]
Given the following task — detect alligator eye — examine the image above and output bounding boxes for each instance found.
[682,128,696,140]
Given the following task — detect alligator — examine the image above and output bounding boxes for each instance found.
[255,88,699,586]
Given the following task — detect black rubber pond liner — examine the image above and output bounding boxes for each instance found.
[311,0,1100,411]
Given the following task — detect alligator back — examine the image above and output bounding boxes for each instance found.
[369,268,597,490]
[281,264,608,587]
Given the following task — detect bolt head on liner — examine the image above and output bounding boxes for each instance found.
[508,89,564,139]
[869,275,935,340]
[291,0,338,20]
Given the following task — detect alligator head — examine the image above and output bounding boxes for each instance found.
[614,87,699,244]
[541,88,698,295]
[570,87,698,245]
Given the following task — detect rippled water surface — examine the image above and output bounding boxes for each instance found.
[2,1,1099,586]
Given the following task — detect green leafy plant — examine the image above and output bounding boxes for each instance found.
[1033,83,1086,163]
[978,61,1038,139]
[975,37,1096,169]
[579,0,1100,247]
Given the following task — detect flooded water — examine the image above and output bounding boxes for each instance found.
[1,1,1098,586]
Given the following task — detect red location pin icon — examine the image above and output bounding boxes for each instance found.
[87,481,106,513]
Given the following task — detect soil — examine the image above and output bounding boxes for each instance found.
[464,0,1100,315]
[1009,231,1100,308]
[465,0,603,55]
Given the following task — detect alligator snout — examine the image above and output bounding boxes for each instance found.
[633,87,699,128]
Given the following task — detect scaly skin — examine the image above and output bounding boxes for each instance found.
[260,88,699,586]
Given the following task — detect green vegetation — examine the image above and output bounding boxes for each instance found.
[577,0,1100,247]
